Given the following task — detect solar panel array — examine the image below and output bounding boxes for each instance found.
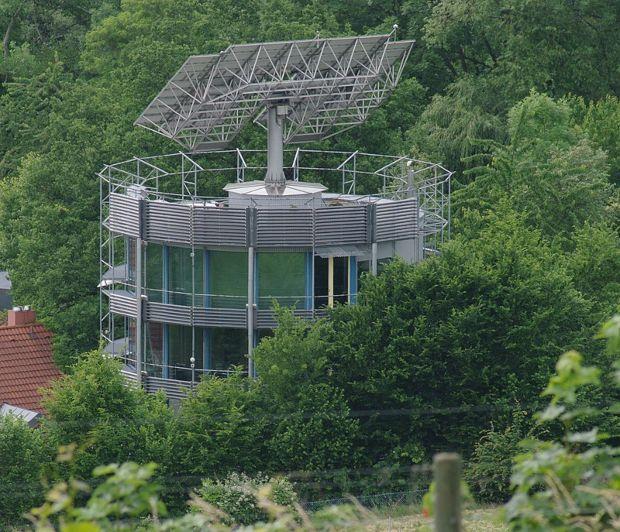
[135,34,414,152]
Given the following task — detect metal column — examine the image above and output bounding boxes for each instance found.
[371,242,378,276]
[247,246,255,378]
[265,104,287,192]
[135,236,143,386]
[328,256,334,307]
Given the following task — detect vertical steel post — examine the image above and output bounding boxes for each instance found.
[371,242,378,276]
[265,104,286,191]
[135,235,143,386]
[328,256,334,307]
[247,245,255,378]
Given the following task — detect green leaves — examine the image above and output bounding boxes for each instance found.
[506,315,620,530]
[542,351,600,406]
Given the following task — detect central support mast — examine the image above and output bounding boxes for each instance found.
[265,104,287,194]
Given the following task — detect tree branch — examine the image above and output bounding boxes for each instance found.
[3,7,20,61]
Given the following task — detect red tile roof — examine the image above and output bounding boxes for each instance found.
[0,323,63,413]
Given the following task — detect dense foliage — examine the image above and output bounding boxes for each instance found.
[198,472,298,526]
[0,0,617,366]
[42,352,175,495]
[0,0,618,526]
[0,414,54,526]
[506,315,620,530]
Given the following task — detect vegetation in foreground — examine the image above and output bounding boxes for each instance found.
[3,314,615,530]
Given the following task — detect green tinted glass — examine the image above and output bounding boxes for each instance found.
[209,250,247,308]
[209,328,247,371]
[168,246,204,306]
[168,324,203,381]
[145,243,163,302]
[145,321,163,377]
[258,252,307,309]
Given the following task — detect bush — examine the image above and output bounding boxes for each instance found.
[505,315,620,530]
[27,459,369,531]
[466,411,529,503]
[0,415,54,526]
[173,372,270,487]
[198,472,298,526]
[41,351,174,500]
[325,207,593,462]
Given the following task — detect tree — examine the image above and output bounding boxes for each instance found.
[172,373,270,490]
[0,0,108,77]
[324,207,595,463]
[455,92,614,241]
[406,76,506,179]
[576,95,620,185]
[566,223,620,322]
[422,0,620,100]
[0,414,54,526]
[42,351,174,491]
[506,315,620,530]
[254,311,360,497]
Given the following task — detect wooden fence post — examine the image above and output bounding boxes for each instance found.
[433,452,462,532]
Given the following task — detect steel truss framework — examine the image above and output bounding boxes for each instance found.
[99,149,450,393]
[135,34,414,152]
[99,149,450,361]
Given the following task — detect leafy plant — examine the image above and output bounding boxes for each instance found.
[466,411,529,503]
[198,472,298,526]
[27,452,372,531]
[505,315,620,530]
[0,414,54,526]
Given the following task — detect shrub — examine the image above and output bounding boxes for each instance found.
[41,351,175,502]
[27,458,369,531]
[466,411,529,503]
[198,472,298,526]
[505,315,620,530]
[325,207,593,462]
[172,372,270,487]
[0,415,54,526]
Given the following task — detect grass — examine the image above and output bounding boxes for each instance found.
[364,505,507,531]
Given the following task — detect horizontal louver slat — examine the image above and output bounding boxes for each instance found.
[193,206,246,246]
[109,193,140,237]
[256,209,313,247]
[106,290,137,318]
[315,206,367,246]
[375,198,418,242]
[146,202,191,244]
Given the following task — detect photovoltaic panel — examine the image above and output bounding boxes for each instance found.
[135,34,414,152]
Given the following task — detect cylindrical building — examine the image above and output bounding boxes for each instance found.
[98,34,451,399]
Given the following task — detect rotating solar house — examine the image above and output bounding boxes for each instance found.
[99,32,451,398]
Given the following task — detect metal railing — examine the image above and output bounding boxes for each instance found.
[104,282,352,311]
[100,149,450,353]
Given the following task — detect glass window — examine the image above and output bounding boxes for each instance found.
[168,324,204,381]
[209,328,247,371]
[209,250,247,308]
[145,243,163,303]
[258,252,307,309]
[126,237,136,284]
[145,322,163,377]
[333,256,348,305]
[314,256,349,308]
[126,317,137,368]
[314,256,329,308]
[168,246,204,306]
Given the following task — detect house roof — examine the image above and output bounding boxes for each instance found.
[0,271,10,290]
[0,323,62,413]
[1,403,42,426]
